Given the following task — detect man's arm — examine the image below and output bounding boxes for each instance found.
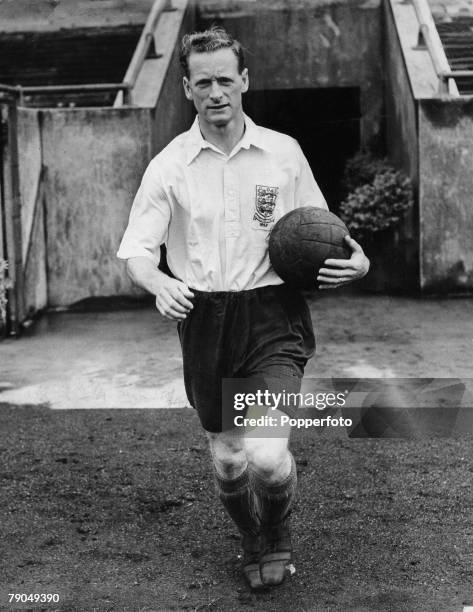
[118,160,194,320]
[126,256,194,321]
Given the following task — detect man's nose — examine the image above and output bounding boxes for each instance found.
[209,80,223,100]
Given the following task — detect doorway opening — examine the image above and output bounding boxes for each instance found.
[243,87,361,213]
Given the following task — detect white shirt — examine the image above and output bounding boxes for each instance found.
[117,114,328,291]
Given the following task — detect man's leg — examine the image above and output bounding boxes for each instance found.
[206,430,264,589]
[230,284,313,585]
[244,416,296,586]
[207,416,296,588]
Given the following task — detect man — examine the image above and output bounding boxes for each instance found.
[117,27,369,590]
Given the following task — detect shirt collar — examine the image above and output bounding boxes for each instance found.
[185,113,269,165]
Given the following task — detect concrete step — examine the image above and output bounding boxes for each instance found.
[436,18,473,93]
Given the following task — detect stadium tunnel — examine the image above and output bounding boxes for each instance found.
[1,0,473,337]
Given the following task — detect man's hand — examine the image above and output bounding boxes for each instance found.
[317,235,370,290]
[155,276,194,321]
[126,256,194,321]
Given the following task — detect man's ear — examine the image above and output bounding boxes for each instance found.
[241,68,249,94]
[183,76,193,101]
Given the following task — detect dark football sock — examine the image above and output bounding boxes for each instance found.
[214,468,261,536]
[250,453,297,527]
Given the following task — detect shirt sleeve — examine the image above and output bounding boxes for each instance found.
[294,142,328,211]
[117,160,172,266]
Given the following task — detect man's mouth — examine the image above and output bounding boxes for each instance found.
[208,104,229,110]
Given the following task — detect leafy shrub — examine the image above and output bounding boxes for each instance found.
[0,259,13,323]
[339,154,414,242]
[341,152,392,198]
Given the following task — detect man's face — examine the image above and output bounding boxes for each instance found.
[183,48,249,127]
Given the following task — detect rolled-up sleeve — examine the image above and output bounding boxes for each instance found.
[117,160,172,266]
[294,142,328,211]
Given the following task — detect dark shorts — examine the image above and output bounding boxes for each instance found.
[177,284,315,433]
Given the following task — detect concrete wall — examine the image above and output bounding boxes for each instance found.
[0,0,153,33]
[40,107,153,306]
[197,0,384,150]
[383,1,418,181]
[386,0,473,293]
[382,0,419,292]
[419,98,473,293]
[151,0,196,154]
[15,92,197,310]
[127,0,196,151]
[8,0,197,312]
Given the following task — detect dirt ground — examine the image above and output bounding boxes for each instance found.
[1,292,473,612]
[1,292,472,408]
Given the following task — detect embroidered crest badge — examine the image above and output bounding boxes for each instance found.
[253,185,279,228]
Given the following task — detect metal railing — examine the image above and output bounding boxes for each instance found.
[412,0,473,95]
[0,0,172,107]
[122,0,171,97]
[0,82,131,105]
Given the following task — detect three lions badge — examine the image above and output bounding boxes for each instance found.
[252,185,279,229]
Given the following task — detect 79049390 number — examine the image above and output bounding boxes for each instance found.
[9,593,59,603]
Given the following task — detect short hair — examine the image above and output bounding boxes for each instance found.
[179,26,245,78]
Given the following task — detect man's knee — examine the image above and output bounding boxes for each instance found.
[245,438,291,483]
[207,431,246,479]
